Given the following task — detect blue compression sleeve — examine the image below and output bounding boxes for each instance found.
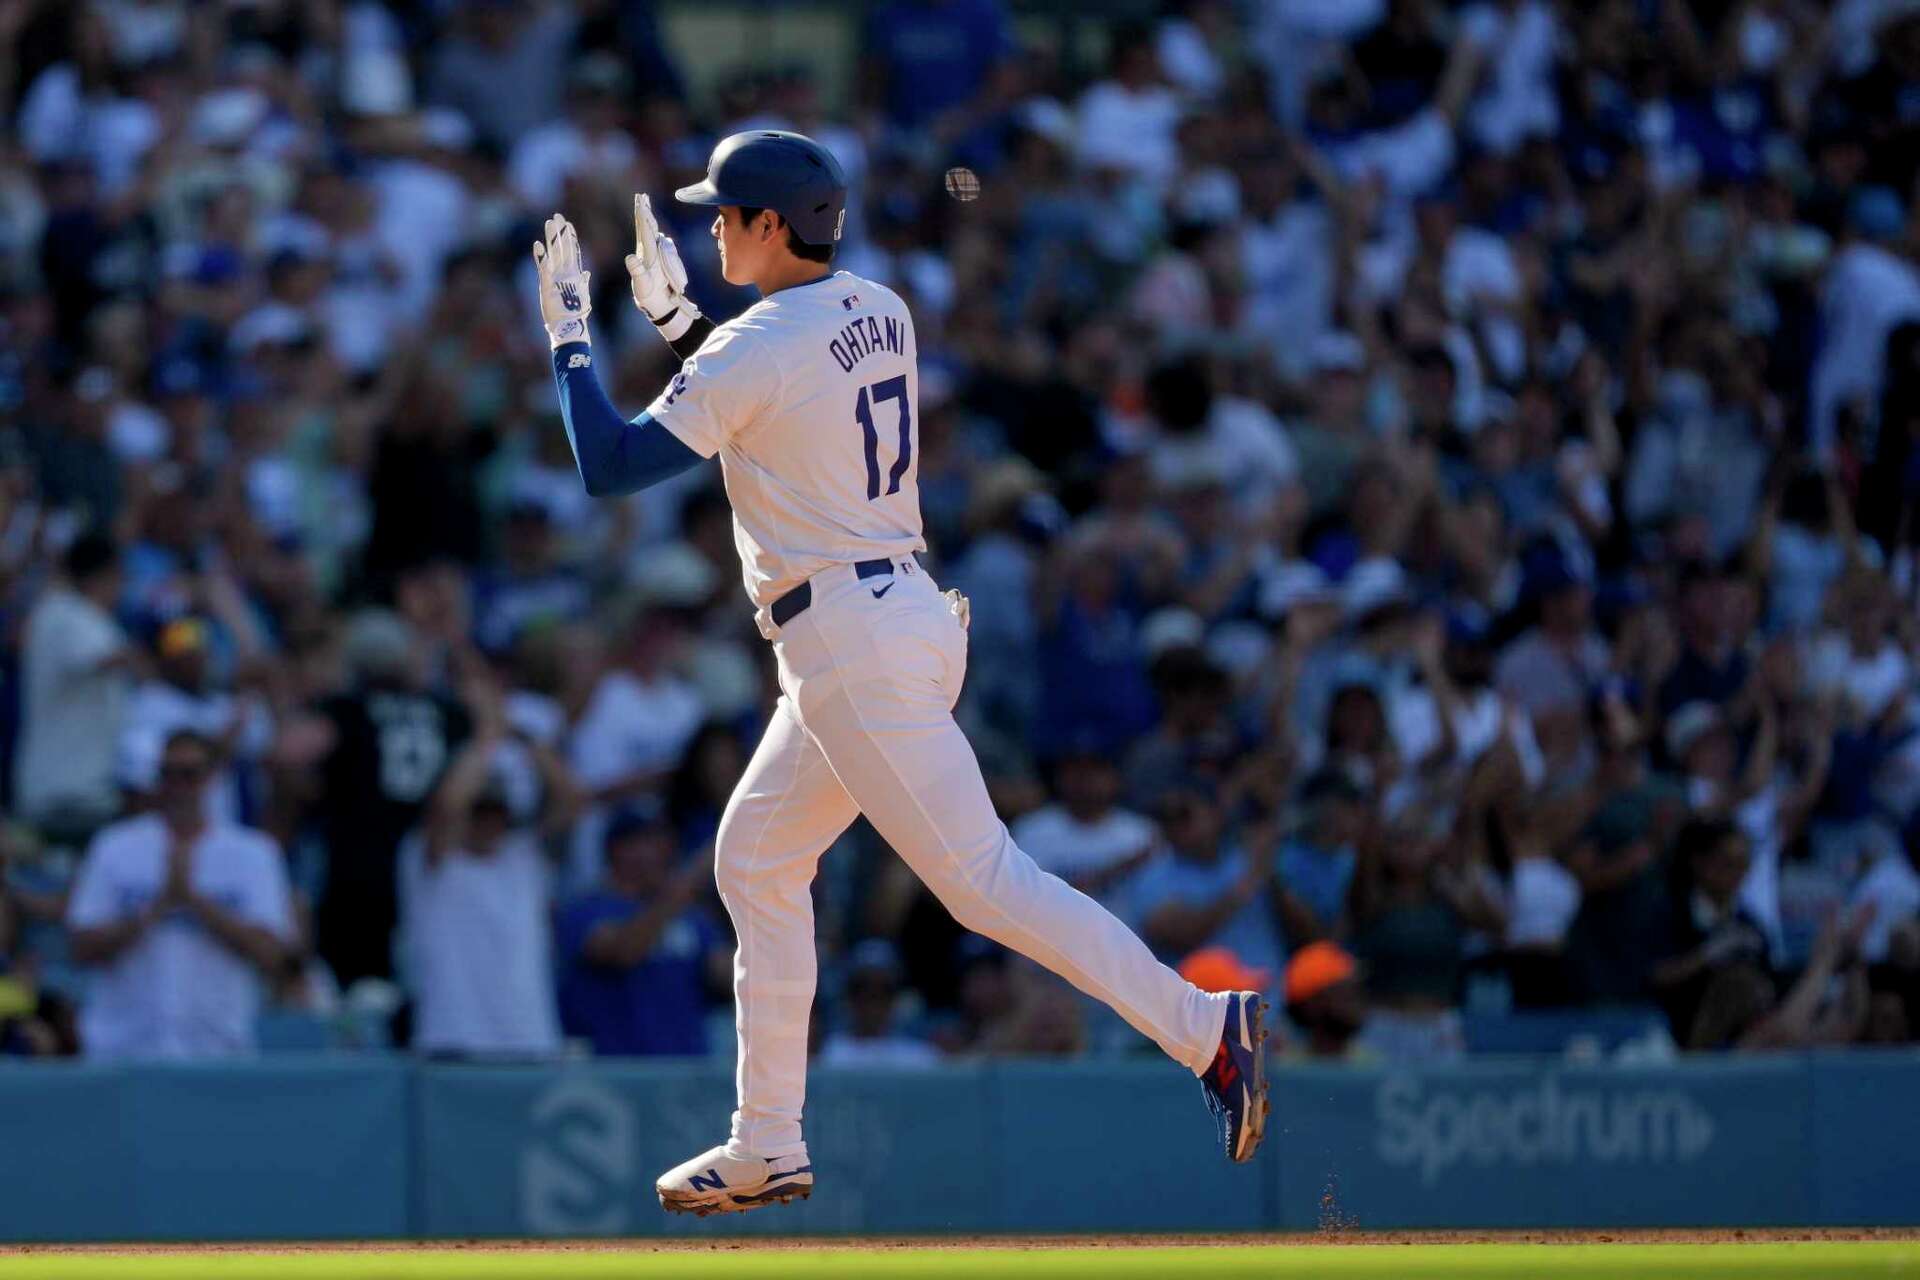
[552,341,704,497]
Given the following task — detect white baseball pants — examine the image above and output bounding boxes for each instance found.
[714,557,1229,1159]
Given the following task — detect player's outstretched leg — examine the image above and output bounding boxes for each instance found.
[655,696,856,1215]
[776,576,1270,1163]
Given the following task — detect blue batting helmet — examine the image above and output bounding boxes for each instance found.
[674,130,849,246]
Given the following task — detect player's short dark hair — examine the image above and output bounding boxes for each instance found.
[736,205,834,264]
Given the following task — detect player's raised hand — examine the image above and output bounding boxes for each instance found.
[626,193,700,338]
[532,213,592,348]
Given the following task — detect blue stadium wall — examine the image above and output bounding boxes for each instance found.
[2,1053,1917,1241]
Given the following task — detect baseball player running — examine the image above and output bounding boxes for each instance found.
[532,130,1269,1216]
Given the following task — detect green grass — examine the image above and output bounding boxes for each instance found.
[4,1243,1919,1280]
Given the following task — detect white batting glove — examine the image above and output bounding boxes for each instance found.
[532,213,592,348]
[626,193,702,342]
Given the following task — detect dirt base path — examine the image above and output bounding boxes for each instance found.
[5,1228,1916,1254]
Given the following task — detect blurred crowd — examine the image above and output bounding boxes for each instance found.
[4,0,1920,1067]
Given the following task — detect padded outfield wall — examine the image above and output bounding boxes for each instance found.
[1,1053,1916,1241]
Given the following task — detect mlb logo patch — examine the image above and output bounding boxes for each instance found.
[842,294,861,310]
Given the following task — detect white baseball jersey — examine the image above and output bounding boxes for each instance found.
[645,271,925,628]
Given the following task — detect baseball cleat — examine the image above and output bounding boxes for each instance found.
[1201,990,1271,1163]
[656,1144,814,1217]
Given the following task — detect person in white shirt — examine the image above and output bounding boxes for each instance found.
[1808,199,1920,457]
[1143,354,1301,519]
[65,730,294,1059]
[1805,568,1910,730]
[1459,0,1561,155]
[1237,145,1342,377]
[118,616,271,825]
[507,54,642,211]
[1312,37,1484,207]
[1852,841,1920,965]
[401,686,581,1057]
[1074,25,1185,193]
[566,608,705,799]
[563,609,705,889]
[15,533,138,840]
[815,940,941,1069]
[1155,0,1231,101]
[1010,744,1157,906]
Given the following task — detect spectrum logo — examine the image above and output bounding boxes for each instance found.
[1375,1075,1716,1186]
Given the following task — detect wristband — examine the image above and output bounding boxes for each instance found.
[653,303,699,343]
[548,314,590,350]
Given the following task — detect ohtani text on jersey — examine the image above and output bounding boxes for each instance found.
[828,314,906,372]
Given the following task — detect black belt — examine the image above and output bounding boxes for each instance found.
[770,558,897,628]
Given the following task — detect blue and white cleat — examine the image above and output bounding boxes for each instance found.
[656,1144,814,1217]
[1201,991,1271,1163]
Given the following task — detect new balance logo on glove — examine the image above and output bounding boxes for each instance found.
[567,352,591,369]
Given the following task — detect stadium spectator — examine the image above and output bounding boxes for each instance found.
[930,938,1089,1059]
[401,678,579,1057]
[64,729,293,1059]
[567,604,704,807]
[117,616,270,826]
[0,824,68,1056]
[1658,565,1753,716]
[1125,778,1285,991]
[1,0,1918,1064]
[1481,781,1582,1007]
[1852,831,1920,965]
[1275,770,1367,943]
[1688,905,1873,1051]
[861,0,1015,134]
[1493,551,1607,736]
[288,610,469,988]
[1124,646,1248,801]
[1179,944,1270,999]
[1650,818,1775,1043]
[14,532,137,842]
[1280,940,1369,1061]
[1009,741,1156,906]
[665,721,752,855]
[924,936,1001,1052]
[471,497,592,657]
[816,940,941,1068]
[1074,24,1184,194]
[426,0,578,152]
[1564,698,1688,1004]
[508,52,644,212]
[1348,806,1503,1062]
[555,801,728,1057]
